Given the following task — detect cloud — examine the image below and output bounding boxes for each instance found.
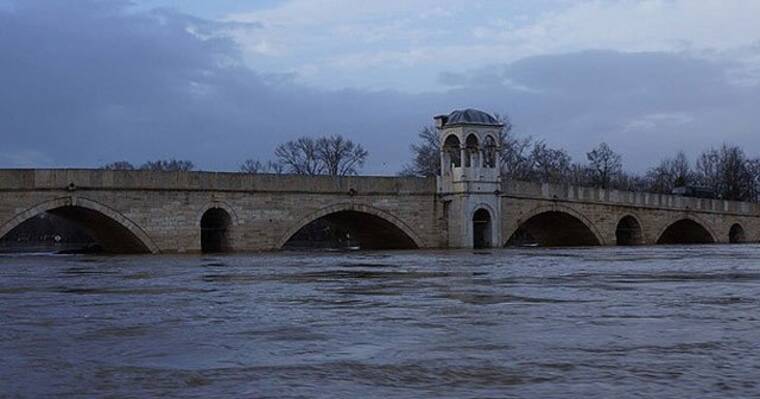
[623,113,695,133]
[221,0,760,92]
[0,0,447,173]
[444,50,760,171]
[2,0,760,177]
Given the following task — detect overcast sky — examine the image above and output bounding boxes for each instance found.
[3,0,760,174]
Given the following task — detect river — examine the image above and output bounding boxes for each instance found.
[2,246,760,398]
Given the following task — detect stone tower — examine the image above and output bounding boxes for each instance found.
[434,109,503,248]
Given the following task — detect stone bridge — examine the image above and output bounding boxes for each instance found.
[0,169,757,254]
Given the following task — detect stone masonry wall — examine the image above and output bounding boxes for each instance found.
[0,170,439,253]
[1,170,758,252]
[501,181,760,246]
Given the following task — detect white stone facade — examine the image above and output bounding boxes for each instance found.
[435,109,503,248]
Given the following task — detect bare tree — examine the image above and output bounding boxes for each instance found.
[240,159,265,174]
[274,137,324,175]
[400,126,440,177]
[500,135,534,181]
[696,144,753,201]
[645,151,692,193]
[495,116,533,181]
[747,158,760,202]
[530,141,572,184]
[316,135,368,176]
[101,161,135,170]
[494,114,537,180]
[567,163,594,187]
[240,159,286,175]
[266,160,285,175]
[720,145,753,201]
[587,142,622,189]
[140,159,194,171]
[695,147,721,195]
[670,152,692,187]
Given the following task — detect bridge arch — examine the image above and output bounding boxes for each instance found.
[656,215,717,245]
[616,214,644,245]
[504,204,604,247]
[198,201,238,253]
[729,223,747,244]
[196,201,240,227]
[0,196,159,253]
[277,203,424,250]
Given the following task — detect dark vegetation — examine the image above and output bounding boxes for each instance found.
[95,120,760,203]
[402,114,760,202]
[243,135,368,176]
[102,159,195,171]
[101,135,368,177]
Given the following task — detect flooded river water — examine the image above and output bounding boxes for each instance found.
[2,246,760,398]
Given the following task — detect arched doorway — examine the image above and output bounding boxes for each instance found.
[506,211,601,247]
[0,205,152,254]
[729,224,747,244]
[472,208,492,249]
[201,208,232,253]
[282,210,418,250]
[616,216,643,245]
[657,219,715,245]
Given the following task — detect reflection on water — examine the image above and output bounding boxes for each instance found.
[2,246,760,398]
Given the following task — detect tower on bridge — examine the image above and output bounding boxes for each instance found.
[435,109,503,249]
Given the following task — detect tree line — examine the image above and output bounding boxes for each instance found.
[401,114,760,202]
[101,134,369,177]
[101,115,760,203]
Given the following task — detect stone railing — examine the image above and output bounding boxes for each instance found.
[0,169,436,195]
[502,180,760,216]
[2,170,757,215]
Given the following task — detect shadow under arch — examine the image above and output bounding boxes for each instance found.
[472,208,492,249]
[196,201,239,226]
[656,216,716,245]
[0,196,159,254]
[198,201,239,253]
[201,208,233,253]
[616,214,644,245]
[278,203,423,250]
[464,133,480,167]
[443,134,462,168]
[729,223,747,244]
[505,205,604,247]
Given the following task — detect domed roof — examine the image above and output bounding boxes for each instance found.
[436,109,502,128]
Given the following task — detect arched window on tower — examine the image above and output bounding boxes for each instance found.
[465,134,480,167]
[443,135,462,168]
[484,135,497,168]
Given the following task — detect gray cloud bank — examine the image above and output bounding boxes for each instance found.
[2,0,759,174]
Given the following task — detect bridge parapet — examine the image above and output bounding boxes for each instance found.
[502,180,759,216]
[0,169,436,195]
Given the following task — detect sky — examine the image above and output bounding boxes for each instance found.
[3,0,760,174]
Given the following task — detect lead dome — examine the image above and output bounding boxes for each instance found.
[435,109,502,128]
